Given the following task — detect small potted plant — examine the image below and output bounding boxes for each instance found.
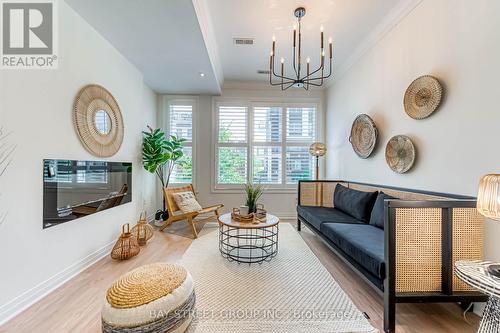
[244,183,264,214]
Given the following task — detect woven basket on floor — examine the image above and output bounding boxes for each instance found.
[111,223,140,260]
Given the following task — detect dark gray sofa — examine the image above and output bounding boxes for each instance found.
[296,180,487,333]
[297,185,385,289]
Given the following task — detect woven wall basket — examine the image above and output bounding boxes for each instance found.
[73,84,124,157]
[404,75,443,119]
[349,114,378,159]
[385,135,416,174]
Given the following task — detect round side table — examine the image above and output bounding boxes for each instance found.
[218,213,279,264]
[455,261,500,332]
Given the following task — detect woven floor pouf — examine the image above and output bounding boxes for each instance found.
[102,263,195,333]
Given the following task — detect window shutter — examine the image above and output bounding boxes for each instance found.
[286,146,315,184]
[169,103,193,184]
[253,107,282,142]
[253,146,282,184]
[218,106,247,143]
[169,104,193,141]
[217,147,247,184]
[286,107,316,142]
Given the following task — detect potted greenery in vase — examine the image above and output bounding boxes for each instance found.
[142,126,186,222]
[244,183,264,214]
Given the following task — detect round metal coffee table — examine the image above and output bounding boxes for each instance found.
[218,213,279,264]
[455,261,500,332]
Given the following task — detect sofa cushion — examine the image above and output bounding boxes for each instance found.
[333,184,378,222]
[321,223,385,279]
[297,206,362,231]
[369,192,397,229]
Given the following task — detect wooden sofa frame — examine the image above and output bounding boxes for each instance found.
[297,180,488,333]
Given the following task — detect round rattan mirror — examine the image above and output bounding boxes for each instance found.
[404,75,443,119]
[73,85,124,157]
[385,135,416,174]
[349,114,378,159]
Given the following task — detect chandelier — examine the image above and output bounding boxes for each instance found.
[269,7,333,90]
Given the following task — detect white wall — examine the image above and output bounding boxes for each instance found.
[0,1,157,323]
[325,0,500,259]
[161,81,325,219]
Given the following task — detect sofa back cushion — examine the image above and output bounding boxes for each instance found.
[333,184,378,222]
[369,192,397,229]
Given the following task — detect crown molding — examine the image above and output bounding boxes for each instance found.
[191,0,224,93]
[330,0,424,86]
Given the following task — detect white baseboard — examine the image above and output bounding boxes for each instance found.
[474,302,485,317]
[275,212,297,221]
[0,240,115,326]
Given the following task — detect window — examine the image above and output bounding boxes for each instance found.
[167,101,194,184]
[216,106,248,184]
[215,103,317,189]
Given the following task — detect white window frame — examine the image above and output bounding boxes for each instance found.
[212,98,321,193]
[163,96,197,186]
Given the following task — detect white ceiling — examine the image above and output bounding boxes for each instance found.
[207,0,401,82]
[66,0,408,93]
[65,0,221,94]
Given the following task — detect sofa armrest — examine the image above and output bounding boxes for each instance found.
[383,199,484,294]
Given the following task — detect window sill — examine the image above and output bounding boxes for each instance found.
[211,187,298,194]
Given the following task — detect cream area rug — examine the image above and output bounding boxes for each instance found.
[179,223,377,333]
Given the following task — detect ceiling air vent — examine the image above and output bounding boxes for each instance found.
[257,70,270,75]
[234,38,254,45]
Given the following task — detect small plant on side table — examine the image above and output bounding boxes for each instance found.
[244,183,264,214]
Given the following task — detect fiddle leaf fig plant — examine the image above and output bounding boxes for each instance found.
[142,126,186,215]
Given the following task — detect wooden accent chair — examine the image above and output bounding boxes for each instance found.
[160,185,223,239]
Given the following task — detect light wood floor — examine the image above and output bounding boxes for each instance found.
[0,221,480,333]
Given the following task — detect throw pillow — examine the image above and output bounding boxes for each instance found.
[333,184,378,222]
[171,191,202,213]
[369,192,397,229]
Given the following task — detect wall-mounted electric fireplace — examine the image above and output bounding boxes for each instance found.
[43,159,132,229]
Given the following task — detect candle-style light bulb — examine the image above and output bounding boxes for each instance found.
[320,25,324,32]
[272,35,276,42]
[306,57,310,63]
[320,25,324,49]
[293,25,297,47]
[328,37,333,59]
[281,57,284,81]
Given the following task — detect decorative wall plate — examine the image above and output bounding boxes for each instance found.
[404,75,443,119]
[349,114,378,159]
[385,135,416,174]
[73,84,124,157]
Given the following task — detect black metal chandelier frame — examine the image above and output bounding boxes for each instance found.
[269,7,333,90]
